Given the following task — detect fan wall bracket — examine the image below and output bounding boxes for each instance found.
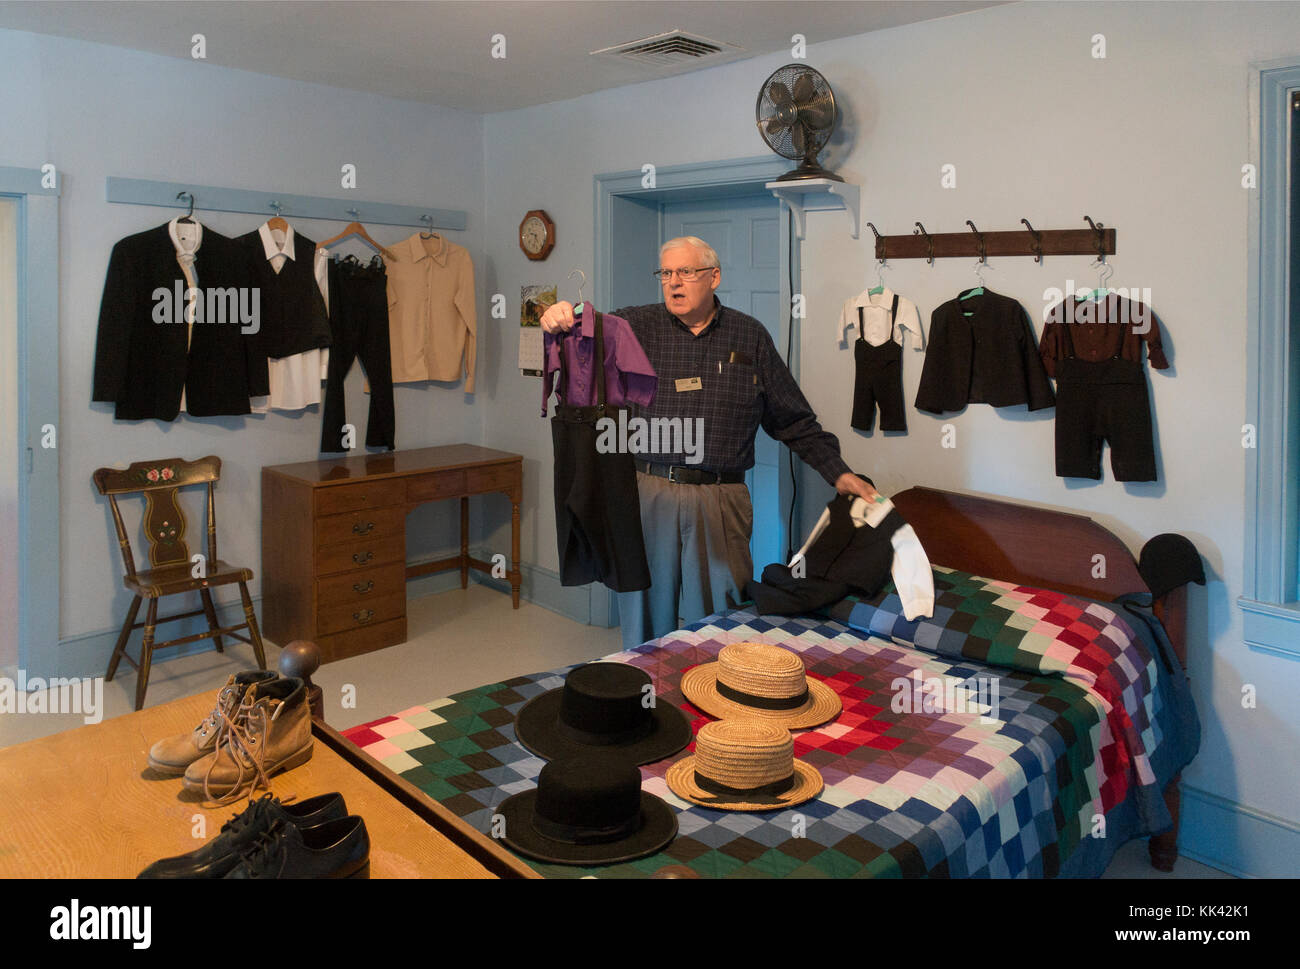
[765,178,859,240]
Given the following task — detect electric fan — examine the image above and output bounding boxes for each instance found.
[756,63,842,182]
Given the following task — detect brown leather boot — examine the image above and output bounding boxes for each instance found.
[148,670,276,776]
[183,676,314,803]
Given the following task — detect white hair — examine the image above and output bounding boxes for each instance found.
[660,236,719,269]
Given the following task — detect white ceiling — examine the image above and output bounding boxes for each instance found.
[0,0,1008,113]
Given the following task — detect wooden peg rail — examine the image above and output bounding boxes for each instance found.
[870,218,1116,264]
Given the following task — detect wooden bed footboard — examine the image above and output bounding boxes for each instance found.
[890,487,1192,872]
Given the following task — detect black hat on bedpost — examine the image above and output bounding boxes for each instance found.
[1138,534,1206,600]
[513,662,692,765]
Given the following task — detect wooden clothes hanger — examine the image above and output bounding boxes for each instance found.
[318,219,394,260]
[266,202,289,236]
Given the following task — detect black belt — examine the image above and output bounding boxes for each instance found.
[554,403,628,423]
[635,461,745,485]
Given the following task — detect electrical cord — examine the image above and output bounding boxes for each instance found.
[785,214,797,562]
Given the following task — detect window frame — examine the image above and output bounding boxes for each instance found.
[1241,62,1300,660]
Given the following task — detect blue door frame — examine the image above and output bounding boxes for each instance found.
[593,155,798,626]
[1,166,61,675]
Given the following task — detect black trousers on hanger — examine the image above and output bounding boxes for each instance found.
[851,338,906,432]
[552,406,651,592]
[321,256,395,453]
[549,310,650,593]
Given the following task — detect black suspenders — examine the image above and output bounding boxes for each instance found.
[857,294,901,343]
[554,309,608,419]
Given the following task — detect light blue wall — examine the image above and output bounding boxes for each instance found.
[2,0,1297,875]
[0,29,486,672]
[479,2,1300,874]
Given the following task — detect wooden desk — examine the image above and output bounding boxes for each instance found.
[261,445,523,664]
[0,690,535,878]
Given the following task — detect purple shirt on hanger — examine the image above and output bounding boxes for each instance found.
[541,302,657,416]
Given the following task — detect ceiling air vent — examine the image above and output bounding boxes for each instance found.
[592,30,742,68]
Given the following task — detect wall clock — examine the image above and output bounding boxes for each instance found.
[519,209,555,261]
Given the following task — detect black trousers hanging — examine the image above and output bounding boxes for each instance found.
[321,256,396,453]
[1053,319,1156,482]
[551,311,650,592]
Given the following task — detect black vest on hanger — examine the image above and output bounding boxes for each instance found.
[238,229,333,359]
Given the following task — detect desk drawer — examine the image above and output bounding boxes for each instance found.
[316,593,405,637]
[316,562,405,606]
[465,464,518,494]
[317,479,406,517]
[407,471,465,502]
[315,506,406,549]
[316,534,404,576]
[315,616,407,664]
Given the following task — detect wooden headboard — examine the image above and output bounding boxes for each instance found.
[890,486,1188,669]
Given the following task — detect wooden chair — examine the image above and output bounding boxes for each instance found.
[92,456,267,710]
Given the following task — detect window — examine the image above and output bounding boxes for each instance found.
[1241,67,1300,659]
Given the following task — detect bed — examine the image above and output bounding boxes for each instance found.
[340,486,1200,878]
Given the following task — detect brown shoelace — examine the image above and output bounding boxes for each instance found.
[201,698,280,807]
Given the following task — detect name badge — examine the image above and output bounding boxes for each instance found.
[675,377,703,392]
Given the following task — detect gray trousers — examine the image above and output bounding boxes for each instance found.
[617,472,754,648]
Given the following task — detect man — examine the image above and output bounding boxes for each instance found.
[542,236,875,647]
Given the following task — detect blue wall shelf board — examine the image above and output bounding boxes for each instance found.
[105,177,468,231]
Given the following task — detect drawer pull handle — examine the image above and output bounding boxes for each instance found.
[353,551,374,565]
[352,580,374,594]
[353,521,376,535]
[353,609,375,623]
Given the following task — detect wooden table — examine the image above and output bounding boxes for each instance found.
[261,445,523,663]
[0,691,536,878]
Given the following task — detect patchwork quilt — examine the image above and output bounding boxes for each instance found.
[343,569,1199,878]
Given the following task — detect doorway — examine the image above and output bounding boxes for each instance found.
[595,157,797,627]
[658,193,783,572]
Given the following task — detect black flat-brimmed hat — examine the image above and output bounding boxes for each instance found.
[513,662,691,765]
[496,755,678,865]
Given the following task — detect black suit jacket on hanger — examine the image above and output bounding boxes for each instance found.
[93,223,268,420]
[914,289,1055,414]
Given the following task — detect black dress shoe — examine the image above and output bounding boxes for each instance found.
[138,793,348,879]
[223,815,370,879]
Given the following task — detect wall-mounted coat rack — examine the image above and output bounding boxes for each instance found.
[105,176,468,231]
[867,216,1115,264]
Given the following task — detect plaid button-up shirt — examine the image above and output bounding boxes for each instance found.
[614,297,851,485]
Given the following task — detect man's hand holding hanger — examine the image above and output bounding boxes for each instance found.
[540,301,578,334]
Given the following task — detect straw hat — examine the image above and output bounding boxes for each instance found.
[666,720,823,811]
[514,662,691,765]
[680,642,841,729]
[496,755,677,865]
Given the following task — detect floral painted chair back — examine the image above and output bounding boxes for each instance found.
[92,456,223,575]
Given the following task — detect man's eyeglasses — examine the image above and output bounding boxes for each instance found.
[653,266,718,283]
